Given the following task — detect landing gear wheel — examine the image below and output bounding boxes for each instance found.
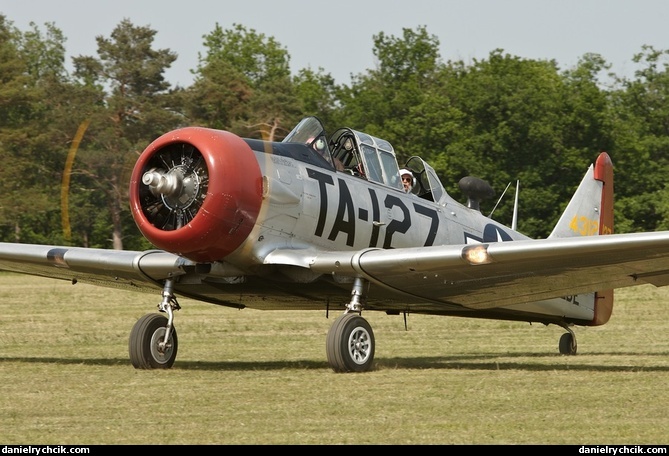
[129,313,178,369]
[326,313,375,373]
[559,332,577,355]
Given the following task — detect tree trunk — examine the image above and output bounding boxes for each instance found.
[108,189,124,251]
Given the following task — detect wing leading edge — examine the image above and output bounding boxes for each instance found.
[265,229,669,323]
[0,243,195,292]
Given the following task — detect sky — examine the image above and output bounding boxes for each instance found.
[2,0,669,87]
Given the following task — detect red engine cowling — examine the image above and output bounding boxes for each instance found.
[129,127,263,262]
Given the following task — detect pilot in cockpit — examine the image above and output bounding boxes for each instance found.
[400,168,415,193]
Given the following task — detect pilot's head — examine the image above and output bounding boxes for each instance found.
[314,138,326,153]
[400,168,414,192]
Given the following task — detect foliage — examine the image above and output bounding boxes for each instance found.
[188,23,301,140]
[337,26,442,141]
[69,19,183,249]
[292,67,340,130]
[0,16,68,239]
[610,46,669,233]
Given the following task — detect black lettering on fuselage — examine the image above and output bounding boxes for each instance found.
[383,194,411,248]
[367,188,381,247]
[306,168,441,249]
[327,177,355,246]
[307,168,335,237]
[413,203,439,246]
[563,295,581,305]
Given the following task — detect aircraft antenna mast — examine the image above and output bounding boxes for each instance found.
[512,180,519,231]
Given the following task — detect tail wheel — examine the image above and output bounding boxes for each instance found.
[129,313,178,369]
[326,313,375,373]
[558,332,577,355]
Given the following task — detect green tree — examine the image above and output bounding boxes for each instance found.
[70,18,182,249]
[292,67,340,130]
[186,23,300,140]
[0,15,35,240]
[180,57,252,130]
[338,26,442,146]
[414,50,612,236]
[0,16,72,243]
[610,46,669,233]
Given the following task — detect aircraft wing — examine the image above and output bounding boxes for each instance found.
[269,230,669,309]
[3,229,669,313]
[0,243,196,293]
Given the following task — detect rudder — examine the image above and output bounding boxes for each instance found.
[591,152,614,326]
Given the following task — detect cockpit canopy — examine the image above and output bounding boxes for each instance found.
[329,128,403,191]
[282,117,448,203]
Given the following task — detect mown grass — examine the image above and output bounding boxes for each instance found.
[1,272,668,444]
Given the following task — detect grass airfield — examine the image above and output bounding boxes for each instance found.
[0,272,668,444]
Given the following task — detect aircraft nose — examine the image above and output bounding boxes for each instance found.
[129,127,263,262]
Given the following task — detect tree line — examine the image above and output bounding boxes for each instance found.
[1,15,668,250]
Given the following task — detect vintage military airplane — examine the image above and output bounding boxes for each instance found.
[2,116,669,373]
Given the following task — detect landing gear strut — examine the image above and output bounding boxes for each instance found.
[129,279,181,369]
[326,277,375,373]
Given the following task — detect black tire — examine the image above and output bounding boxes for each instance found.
[558,332,577,355]
[326,313,375,373]
[129,313,178,369]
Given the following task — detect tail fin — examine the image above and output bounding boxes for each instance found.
[549,152,614,325]
[549,152,613,239]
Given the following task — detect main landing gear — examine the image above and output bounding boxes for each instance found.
[325,277,376,373]
[129,279,180,369]
[126,277,576,371]
[126,276,377,372]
